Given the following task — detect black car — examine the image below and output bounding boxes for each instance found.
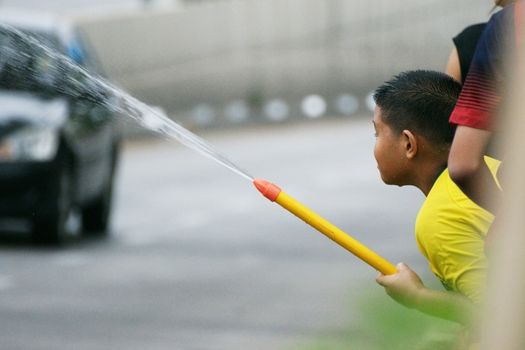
[0,12,120,244]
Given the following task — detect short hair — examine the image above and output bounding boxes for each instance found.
[373,70,461,148]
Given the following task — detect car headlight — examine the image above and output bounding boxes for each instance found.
[0,127,59,162]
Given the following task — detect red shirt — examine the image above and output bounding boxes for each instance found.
[449,1,524,130]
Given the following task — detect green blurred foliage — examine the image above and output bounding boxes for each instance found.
[292,288,462,350]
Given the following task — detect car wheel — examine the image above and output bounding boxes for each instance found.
[32,166,79,245]
[82,154,116,235]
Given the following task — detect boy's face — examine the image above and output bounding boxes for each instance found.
[372,106,409,185]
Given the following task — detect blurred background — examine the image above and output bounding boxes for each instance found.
[1,0,491,131]
[0,1,495,349]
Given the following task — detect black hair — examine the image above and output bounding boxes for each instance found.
[373,70,461,148]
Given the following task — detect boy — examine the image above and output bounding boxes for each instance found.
[372,71,500,325]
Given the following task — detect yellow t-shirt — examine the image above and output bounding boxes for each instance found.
[415,156,501,304]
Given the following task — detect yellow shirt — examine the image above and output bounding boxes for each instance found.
[415,157,500,304]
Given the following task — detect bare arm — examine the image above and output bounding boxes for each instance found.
[445,47,462,83]
[447,126,500,212]
[377,263,476,325]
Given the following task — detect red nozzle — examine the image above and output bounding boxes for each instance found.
[253,178,282,202]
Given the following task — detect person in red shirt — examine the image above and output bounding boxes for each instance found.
[448,1,523,217]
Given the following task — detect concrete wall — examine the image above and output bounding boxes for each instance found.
[75,0,492,125]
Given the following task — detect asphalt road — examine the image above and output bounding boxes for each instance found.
[0,118,429,350]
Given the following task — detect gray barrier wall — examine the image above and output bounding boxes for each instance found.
[75,0,491,127]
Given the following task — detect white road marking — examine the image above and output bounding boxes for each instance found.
[0,275,15,291]
[52,253,89,267]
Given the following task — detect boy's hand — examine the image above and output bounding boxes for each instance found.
[376,262,425,309]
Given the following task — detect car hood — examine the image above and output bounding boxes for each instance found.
[0,91,68,129]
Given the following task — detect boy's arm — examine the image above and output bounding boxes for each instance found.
[376,263,476,325]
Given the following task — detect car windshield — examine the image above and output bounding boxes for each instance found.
[0,26,64,96]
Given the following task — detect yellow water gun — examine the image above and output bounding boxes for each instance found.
[254,179,396,275]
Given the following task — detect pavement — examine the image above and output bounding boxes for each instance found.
[0,117,429,349]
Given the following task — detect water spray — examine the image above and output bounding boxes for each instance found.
[0,24,396,275]
[253,179,397,275]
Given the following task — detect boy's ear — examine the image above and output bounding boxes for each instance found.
[402,129,418,159]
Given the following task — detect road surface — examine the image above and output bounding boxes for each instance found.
[0,118,429,349]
